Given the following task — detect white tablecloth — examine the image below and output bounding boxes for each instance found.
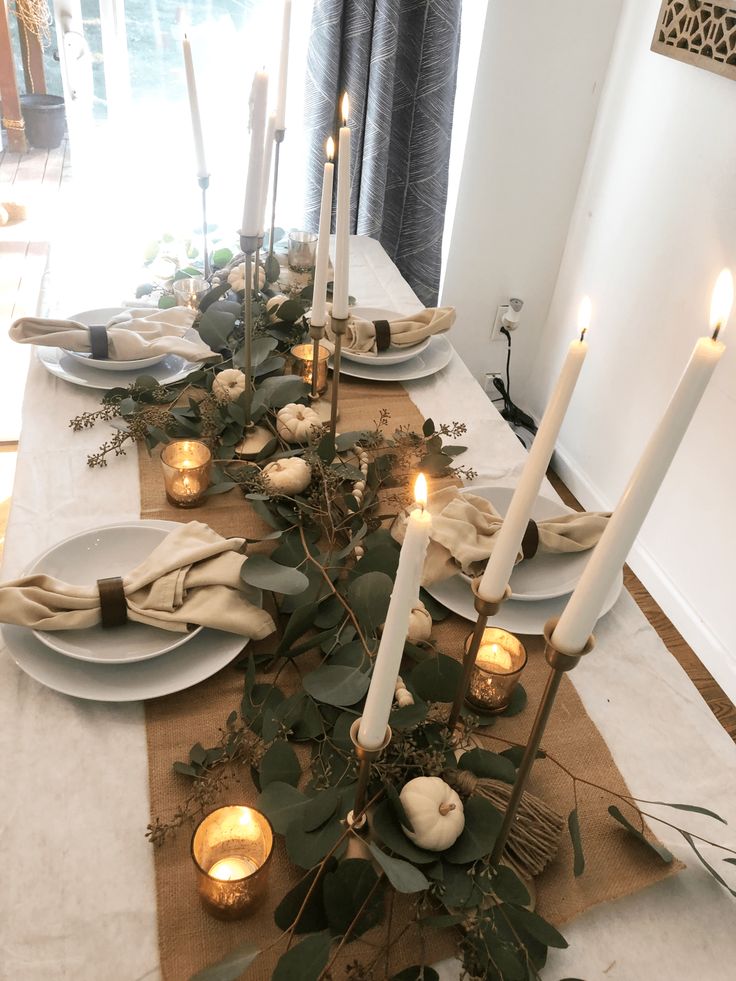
[1,237,734,981]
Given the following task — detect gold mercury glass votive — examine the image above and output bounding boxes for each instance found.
[160,439,212,507]
[291,342,330,394]
[173,276,209,310]
[191,806,274,920]
[465,627,528,713]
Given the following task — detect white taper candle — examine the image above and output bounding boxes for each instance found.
[552,270,732,654]
[333,93,351,320]
[241,71,268,239]
[478,298,592,602]
[258,113,276,237]
[275,0,292,131]
[359,475,431,750]
[182,35,207,179]
[311,137,335,328]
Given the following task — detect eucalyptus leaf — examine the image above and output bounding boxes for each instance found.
[444,797,503,864]
[490,865,531,906]
[256,781,307,834]
[347,571,393,635]
[279,603,320,652]
[418,451,453,475]
[323,858,384,937]
[272,931,331,981]
[384,781,415,833]
[273,860,335,934]
[303,664,370,708]
[258,374,310,408]
[389,698,429,731]
[608,806,674,863]
[371,800,437,864]
[499,682,527,717]
[316,432,336,463]
[458,748,517,784]
[504,904,569,949]
[190,940,261,981]
[303,787,341,832]
[286,816,345,870]
[314,595,345,629]
[335,430,372,451]
[411,654,463,703]
[260,741,301,788]
[568,808,585,877]
[240,555,309,595]
[419,588,450,622]
[438,860,485,910]
[390,968,440,981]
[367,842,430,893]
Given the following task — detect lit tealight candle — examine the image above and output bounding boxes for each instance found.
[160,439,212,508]
[208,857,258,881]
[466,627,527,713]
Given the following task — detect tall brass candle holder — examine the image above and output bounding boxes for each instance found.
[267,128,286,264]
[297,322,333,425]
[199,175,211,280]
[348,717,392,830]
[489,617,595,868]
[447,579,512,732]
[328,315,348,439]
[236,232,271,458]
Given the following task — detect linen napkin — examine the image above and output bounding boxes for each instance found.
[0,522,276,639]
[322,303,455,354]
[392,487,610,585]
[9,307,216,362]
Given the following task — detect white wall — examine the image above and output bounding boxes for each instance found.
[441,0,623,390]
[524,0,736,699]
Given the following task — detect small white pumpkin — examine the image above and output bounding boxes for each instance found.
[266,294,292,323]
[213,368,247,403]
[227,262,266,292]
[407,600,432,643]
[276,403,323,444]
[400,776,465,851]
[262,457,312,496]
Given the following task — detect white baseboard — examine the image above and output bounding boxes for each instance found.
[550,443,736,705]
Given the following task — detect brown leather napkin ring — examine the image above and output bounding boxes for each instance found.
[373,319,391,352]
[97,577,128,628]
[89,325,110,360]
[521,519,539,560]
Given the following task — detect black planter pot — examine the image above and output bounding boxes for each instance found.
[20,95,66,150]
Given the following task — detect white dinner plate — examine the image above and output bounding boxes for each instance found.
[340,307,431,365]
[425,568,623,635]
[460,486,594,601]
[26,521,203,664]
[36,346,198,391]
[64,306,167,371]
[3,621,249,702]
[332,334,453,382]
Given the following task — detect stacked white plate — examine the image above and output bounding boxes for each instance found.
[332,307,454,382]
[424,486,622,635]
[3,521,256,701]
[36,307,201,391]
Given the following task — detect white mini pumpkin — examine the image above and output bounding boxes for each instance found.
[227,262,266,292]
[213,369,247,403]
[399,776,465,851]
[407,600,432,643]
[266,294,292,323]
[262,457,312,496]
[276,403,323,444]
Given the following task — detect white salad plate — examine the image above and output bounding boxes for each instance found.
[3,622,249,702]
[36,346,198,391]
[332,334,453,382]
[340,308,431,366]
[26,521,203,664]
[64,307,169,371]
[460,486,595,602]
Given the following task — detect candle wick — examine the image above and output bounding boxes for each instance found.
[712,323,721,342]
[579,327,587,342]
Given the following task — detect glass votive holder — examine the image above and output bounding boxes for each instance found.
[173,276,209,310]
[160,439,212,508]
[191,806,274,920]
[465,627,527,713]
[291,342,330,394]
[288,231,318,274]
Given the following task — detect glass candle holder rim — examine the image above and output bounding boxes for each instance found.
[291,341,330,362]
[190,805,275,881]
[464,628,528,678]
[173,276,209,292]
[161,438,212,467]
[288,230,318,245]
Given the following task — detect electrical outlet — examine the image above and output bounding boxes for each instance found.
[491,305,509,342]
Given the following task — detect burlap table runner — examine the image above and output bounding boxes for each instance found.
[141,378,679,979]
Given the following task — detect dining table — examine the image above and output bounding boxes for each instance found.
[1,235,735,981]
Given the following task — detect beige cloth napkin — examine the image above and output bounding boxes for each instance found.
[393,487,610,585]
[0,522,276,639]
[322,303,455,354]
[9,307,216,362]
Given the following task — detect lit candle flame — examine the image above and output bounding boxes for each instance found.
[709,268,733,340]
[577,295,592,341]
[341,92,350,126]
[326,136,335,161]
[414,472,428,509]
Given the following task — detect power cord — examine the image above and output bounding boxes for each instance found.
[492,327,537,433]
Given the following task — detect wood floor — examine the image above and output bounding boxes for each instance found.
[547,470,736,741]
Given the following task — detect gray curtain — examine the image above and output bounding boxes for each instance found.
[304,0,462,306]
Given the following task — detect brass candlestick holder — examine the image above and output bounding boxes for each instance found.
[489,617,595,868]
[447,579,512,732]
[199,174,211,279]
[236,232,271,458]
[348,718,392,829]
[301,322,333,425]
[268,128,286,262]
[329,315,348,439]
